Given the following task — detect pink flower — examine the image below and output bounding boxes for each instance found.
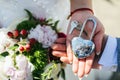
[28,25,57,48]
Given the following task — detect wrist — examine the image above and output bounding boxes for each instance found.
[68,8,94,19]
[71,0,93,12]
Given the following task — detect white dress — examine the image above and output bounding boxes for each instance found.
[0,0,70,32]
[0,0,79,80]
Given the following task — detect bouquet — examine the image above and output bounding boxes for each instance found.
[0,10,66,80]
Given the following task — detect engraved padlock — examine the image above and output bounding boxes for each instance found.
[70,18,97,59]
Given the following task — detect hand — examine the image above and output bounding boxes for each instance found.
[52,11,105,78]
[66,11,105,78]
[52,37,70,64]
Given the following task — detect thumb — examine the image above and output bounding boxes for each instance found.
[93,30,104,55]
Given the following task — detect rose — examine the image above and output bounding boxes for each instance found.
[6,67,16,77]
[4,55,33,80]
[10,70,26,80]
[15,55,33,80]
[4,56,14,74]
[16,55,28,70]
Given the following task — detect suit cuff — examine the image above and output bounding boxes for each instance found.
[98,36,117,71]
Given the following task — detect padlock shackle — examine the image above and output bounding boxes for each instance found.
[69,21,79,34]
[79,18,97,40]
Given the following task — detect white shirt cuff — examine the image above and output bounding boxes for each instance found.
[98,36,117,71]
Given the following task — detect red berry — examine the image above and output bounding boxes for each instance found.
[25,43,31,51]
[29,38,36,45]
[13,30,19,38]
[20,29,27,36]
[19,46,24,52]
[7,32,13,38]
[58,32,66,38]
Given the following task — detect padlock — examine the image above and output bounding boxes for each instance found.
[70,18,97,59]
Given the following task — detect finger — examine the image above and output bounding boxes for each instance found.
[52,51,67,57]
[85,52,95,75]
[52,43,66,51]
[60,57,70,64]
[72,55,79,74]
[55,38,66,44]
[66,34,74,63]
[93,18,105,54]
[77,59,85,78]
[93,30,104,54]
[92,55,102,69]
[66,40,73,63]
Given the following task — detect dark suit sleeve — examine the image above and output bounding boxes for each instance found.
[116,38,120,72]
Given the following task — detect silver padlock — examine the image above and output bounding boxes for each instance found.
[70,18,97,59]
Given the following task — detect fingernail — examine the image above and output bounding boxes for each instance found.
[70,62,72,65]
[79,78,82,80]
[99,66,102,70]
[96,52,100,55]
[85,74,88,77]
[74,73,77,76]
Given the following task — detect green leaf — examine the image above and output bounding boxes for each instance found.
[9,45,19,51]
[61,69,66,80]
[16,20,38,31]
[34,51,40,57]
[16,9,40,31]
[24,9,36,20]
[52,20,59,32]
[0,52,9,57]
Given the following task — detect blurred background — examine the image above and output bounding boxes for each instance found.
[94,0,120,37]
[65,0,120,80]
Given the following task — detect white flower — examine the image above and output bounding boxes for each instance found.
[3,55,33,80]
[28,25,58,48]
[0,29,16,53]
[3,56,16,79]
[10,70,26,80]
[0,61,9,80]
[4,56,14,74]
[25,62,34,80]
[0,45,5,53]
[6,67,16,77]
[16,55,28,70]
[43,63,61,79]
[15,55,33,80]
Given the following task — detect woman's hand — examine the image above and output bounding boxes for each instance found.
[66,11,105,78]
